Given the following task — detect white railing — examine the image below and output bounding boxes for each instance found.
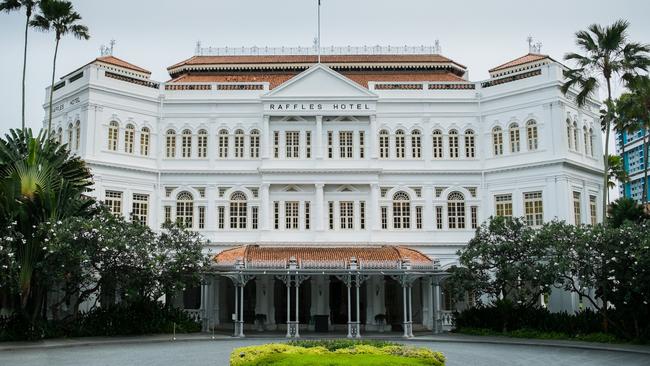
[196,44,442,57]
[439,310,454,331]
[184,308,203,322]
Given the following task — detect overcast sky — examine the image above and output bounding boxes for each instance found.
[0,0,649,134]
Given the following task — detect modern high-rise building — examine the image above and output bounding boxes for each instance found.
[616,129,648,202]
[44,45,602,336]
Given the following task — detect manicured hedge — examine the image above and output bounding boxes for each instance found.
[230,340,445,366]
[0,300,200,341]
[454,302,649,342]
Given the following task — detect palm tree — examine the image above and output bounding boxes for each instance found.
[617,76,650,203]
[607,154,629,190]
[30,0,89,135]
[0,0,39,130]
[607,197,649,227]
[0,129,94,315]
[561,19,650,219]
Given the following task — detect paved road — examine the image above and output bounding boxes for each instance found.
[1,338,649,366]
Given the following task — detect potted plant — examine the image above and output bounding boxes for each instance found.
[254,314,266,331]
[374,314,387,332]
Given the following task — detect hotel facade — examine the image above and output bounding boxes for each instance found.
[44,45,603,336]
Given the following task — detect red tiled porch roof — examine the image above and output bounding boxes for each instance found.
[213,245,434,269]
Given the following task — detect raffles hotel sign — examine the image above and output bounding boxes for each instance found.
[264,102,376,113]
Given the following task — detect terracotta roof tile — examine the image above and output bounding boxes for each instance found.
[96,56,151,74]
[169,54,464,70]
[213,245,433,268]
[168,70,464,89]
[489,53,549,72]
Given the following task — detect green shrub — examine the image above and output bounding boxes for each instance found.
[0,300,200,341]
[231,341,445,366]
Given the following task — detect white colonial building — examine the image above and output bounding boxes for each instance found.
[44,45,603,337]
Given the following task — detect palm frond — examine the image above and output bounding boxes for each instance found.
[0,0,22,13]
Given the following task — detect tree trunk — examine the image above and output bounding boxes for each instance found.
[21,11,31,130]
[603,79,613,220]
[47,36,60,135]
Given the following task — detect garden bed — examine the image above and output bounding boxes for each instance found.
[230,339,445,366]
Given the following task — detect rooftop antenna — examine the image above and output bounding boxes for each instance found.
[317,0,321,63]
[109,39,115,55]
[527,35,534,53]
[434,39,441,54]
[195,40,202,55]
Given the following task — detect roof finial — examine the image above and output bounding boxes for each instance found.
[527,36,542,54]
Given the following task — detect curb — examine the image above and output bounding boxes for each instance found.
[1,334,649,355]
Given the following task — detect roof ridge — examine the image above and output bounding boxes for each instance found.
[488,52,549,73]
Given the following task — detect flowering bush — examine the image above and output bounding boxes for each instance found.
[451,216,650,341]
[231,341,445,366]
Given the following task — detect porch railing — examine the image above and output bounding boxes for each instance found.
[184,308,203,322]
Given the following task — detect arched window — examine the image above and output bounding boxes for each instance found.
[583,126,590,156]
[218,129,229,158]
[176,191,194,228]
[589,128,595,157]
[411,130,421,158]
[56,127,63,144]
[181,129,192,158]
[124,124,135,154]
[395,130,405,158]
[74,121,81,150]
[509,123,520,153]
[230,191,247,229]
[573,122,579,151]
[67,123,73,146]
[379,129,389,158]
[526,120,538,151]
[447,191,465,229]
[392,191,410,229]
[432,129,443,158]
[197,129,208,158]
[250,129,260,158]
[234,129,245,158]
[165,129,176,158]
[108,121,118,151]
[464,129,475,158]
[492,126,503,156]
[567,119,574,150]
[140,127,150,156]
[449,129,459,158]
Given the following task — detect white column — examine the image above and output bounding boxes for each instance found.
[279,200,286,231]
[346,282,352,338]
[316,115,323,159]
[239,285,244,337]
[402,284,408,337]
[286,278,291,337]
[260,183,270,230]
[295,279,300,337]
[369,115,377,159]
[355,278,361,338]
[262,115,270,159]
[370,184,380,231]
[315,183,324,231]
[233,284,239,337]
[433,281,441,333]
[423,185,434,231]
[408,285,413,337]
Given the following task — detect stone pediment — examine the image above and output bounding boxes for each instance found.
[264,64,377,100]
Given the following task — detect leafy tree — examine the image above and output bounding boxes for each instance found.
[41,209,209,318]
[607,154,629,189]
[607,197,649,227]
[455,216,555,308]
[0,0,39,130]
[0,128,94,318]
[30,0,89,133]
[561,19,650,218]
